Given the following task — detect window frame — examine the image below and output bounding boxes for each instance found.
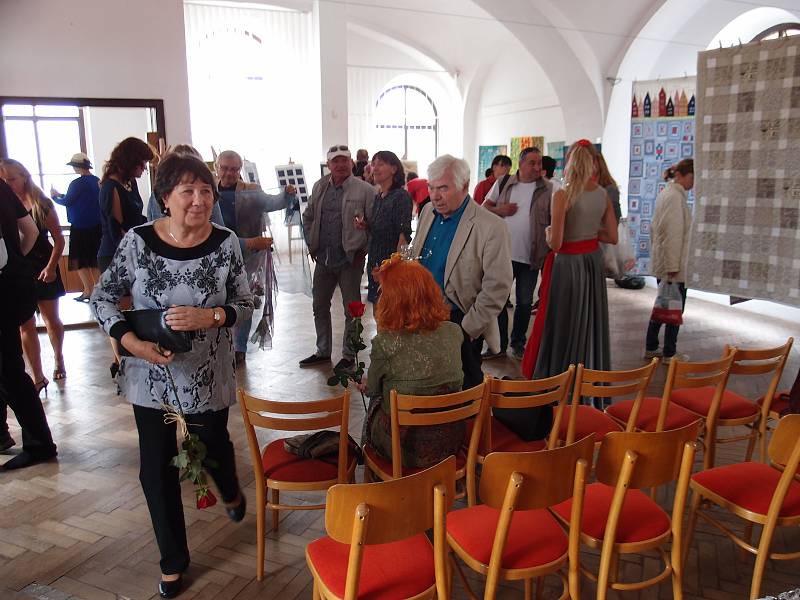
[374,84,438,160]
[750,22,800,42]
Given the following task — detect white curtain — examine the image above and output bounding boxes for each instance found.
[183,2,317,190]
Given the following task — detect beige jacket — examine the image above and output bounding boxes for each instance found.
[650,182,692,282]
[303,174,375,263]
[412,198,513,339]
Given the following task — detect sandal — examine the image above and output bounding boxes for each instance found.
[34,377,49,397]
[53,360,66,380]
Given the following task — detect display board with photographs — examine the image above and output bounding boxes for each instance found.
[275,164,308,202]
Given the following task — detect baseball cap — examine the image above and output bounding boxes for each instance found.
[327,145,351,161]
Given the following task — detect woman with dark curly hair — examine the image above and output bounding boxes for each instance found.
[360,257,463,468]
[91,153,253,598]
[365,150,412,303]
[97,137,155,272]
[97,138,155,375]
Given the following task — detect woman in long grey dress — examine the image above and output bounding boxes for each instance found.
[522,139,618,381]
[91,154,253,598]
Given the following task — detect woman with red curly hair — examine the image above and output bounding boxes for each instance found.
[361,256,464,468]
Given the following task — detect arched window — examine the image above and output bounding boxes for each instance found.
[374,85,438,172]
[751,22,800,41]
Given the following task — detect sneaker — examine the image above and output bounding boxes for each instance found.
[299,354,331,367]
[644,349,663,359]
[510,347,525,360]
[481,349,506,360]
[663,353,689,365]
[334,357,355,371]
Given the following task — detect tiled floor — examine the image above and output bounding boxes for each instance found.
[2,247,799,599]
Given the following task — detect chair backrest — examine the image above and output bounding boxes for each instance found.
[238,388,351,484]
[479,435,595,510]
[486,366,575,451]
[595,420,702,489]
[324,457,456,600]
[565,360,659,443]
[768,414,800,470]
[389,379,487,486]
[724,338,793,417]
[656,350,737,431]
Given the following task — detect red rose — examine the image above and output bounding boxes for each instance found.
[196,489,217,509]
[348,301,366,318]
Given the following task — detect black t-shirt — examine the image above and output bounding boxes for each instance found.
[0,180,36,324]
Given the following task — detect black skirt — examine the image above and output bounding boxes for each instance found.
[68,225,101,270]
[34,265,66,302]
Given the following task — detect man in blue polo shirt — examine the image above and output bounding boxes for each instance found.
[413,155,512,388]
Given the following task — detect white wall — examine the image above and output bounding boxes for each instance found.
[474,54,567,173]
[1,0,192,143]
[84,107,155,204]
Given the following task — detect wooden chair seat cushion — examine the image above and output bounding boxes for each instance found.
[606,397,699,431]
[557,405,623,442]
[692,462,800,517]
[552,483,670,544]
[306,533,435,599]
[261,438,354,482]
[468,416,547,454]
[671,387,759,420]
[447,504,567,570]
[363,442,466,478]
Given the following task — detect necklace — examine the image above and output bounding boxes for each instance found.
[168,218,185,246]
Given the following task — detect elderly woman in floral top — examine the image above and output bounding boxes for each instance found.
[361,256,464,469]
[91,154,253,599]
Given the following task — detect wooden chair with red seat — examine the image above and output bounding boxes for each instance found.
[559,360,660,447]
[363,378,486,506]
[669,341,791,467]
[306,456,456,600]
[550,421,701,600]
[446,435,595,600]
[605,354,735,449]
[684,414,800,600]
[477,367,575,463]
[238,388,357,581]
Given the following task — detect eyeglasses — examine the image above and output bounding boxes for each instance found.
[328,145,349,152]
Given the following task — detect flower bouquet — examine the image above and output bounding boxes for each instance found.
[327,301,367,409]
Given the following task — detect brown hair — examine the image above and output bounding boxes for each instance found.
[153,154,219,213]
[374,257,450,333]
[101,137,155,183]
[663,158,694,181]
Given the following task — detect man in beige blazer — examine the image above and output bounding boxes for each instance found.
[412,155,513,388]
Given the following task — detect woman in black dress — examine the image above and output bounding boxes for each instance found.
[96,138,155,375]
[0,159,66,393]
[365,150,412,303]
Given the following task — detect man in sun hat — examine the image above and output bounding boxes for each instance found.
[300,144,374,370]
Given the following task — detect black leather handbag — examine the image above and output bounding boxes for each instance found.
[119,308,194,356]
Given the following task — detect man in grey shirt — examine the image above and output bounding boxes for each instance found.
[300,145,374,370]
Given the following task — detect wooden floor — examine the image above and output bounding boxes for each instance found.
[2,248,799,599]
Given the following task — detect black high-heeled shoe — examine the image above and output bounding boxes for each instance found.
[158,574,182,599]
[34,377,49,397]
[110,362,119,379]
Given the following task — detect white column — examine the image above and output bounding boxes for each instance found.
[313,0,349,156]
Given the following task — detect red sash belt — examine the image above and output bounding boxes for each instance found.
[521,238,599,378]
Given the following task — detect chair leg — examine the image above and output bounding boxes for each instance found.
[535,577,544,600]
[758,420,769,464]
[524,578,533,600]
[751,522,778,600]
[703,428,717,471]
[683,491,702,569]
[271,488,280,532]
[741,522,755,561]
[744,426,757,462]
[256,486,266,581]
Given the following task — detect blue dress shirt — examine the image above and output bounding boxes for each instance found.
[420,196,470,294]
